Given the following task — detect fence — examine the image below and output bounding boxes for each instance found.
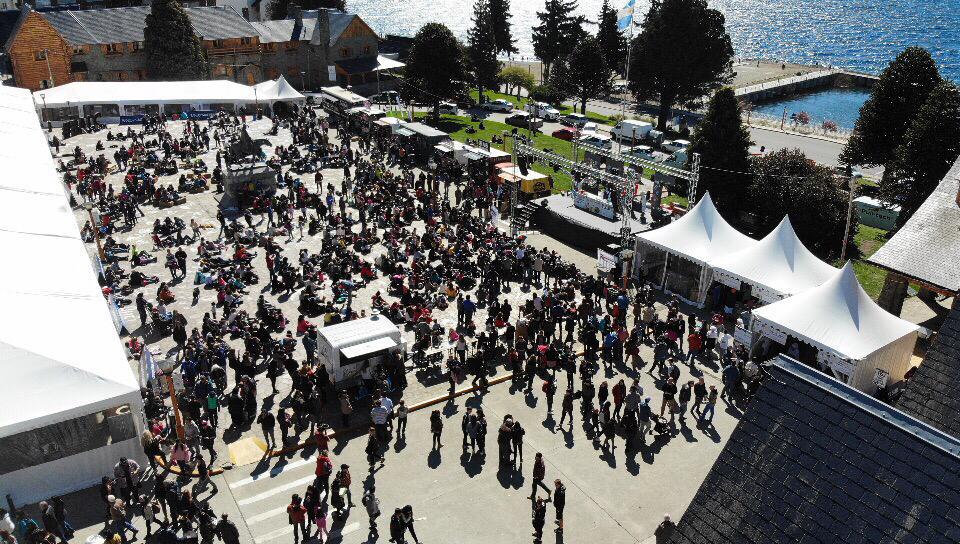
[743,110,852,141]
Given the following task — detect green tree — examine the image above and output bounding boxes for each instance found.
[880,82,960,227]
[841,47,942,168]
[144,0,206,81]
[499,65,535,98]
[530,82,568,105]
[596,0,627,75]
[403,23,468,116]
[555,36,609,114]
[531,0,586,79]
[628,0,733,130]
[467,0,502,101]
[488,0,518,55]
[750,149,848,258]
[688,87,752,219]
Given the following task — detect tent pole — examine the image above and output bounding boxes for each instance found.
[166,374,185,441]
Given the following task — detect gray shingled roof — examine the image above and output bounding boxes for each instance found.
[327,10,355,45]
[250,18,315,44]
[898,306,960,438]
[671,355,960,544]
[869,156,960,292]
[40,6,258,45]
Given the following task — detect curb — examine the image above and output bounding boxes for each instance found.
[748,123,848,145]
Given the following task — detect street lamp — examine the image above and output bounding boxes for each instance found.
[839,171,860,262]
[82,200,107,261]
[300,71,306,91]
[39,92,47,126]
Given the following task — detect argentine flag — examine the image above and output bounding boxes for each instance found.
[617,0,636,31]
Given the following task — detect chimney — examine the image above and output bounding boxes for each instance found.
[287,3,302,23]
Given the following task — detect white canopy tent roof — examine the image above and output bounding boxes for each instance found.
[752,262,919,361]
[635,191,757,265]
[711,216,838,302]
[33,80,261,107]
[0,85,140,437]
[253,75,306,102]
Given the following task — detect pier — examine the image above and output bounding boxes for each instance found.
[735,67,878,103]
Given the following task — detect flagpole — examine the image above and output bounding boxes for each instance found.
[619,16,635,152]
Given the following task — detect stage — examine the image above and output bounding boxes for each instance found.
[531,193,654,252]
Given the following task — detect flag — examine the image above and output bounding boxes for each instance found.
[617,0,636,31]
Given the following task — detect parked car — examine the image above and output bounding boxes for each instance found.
[577,133,613,149]
[561,112,589,128]
[483,99,514,112]
[438,101,458,115]
[524,101,561,121]
[661,139,691,153]
[505,111,543,129]
[624,145,656,161]
[580,122,599,134]
[369,91,400,104]
[552,126,579,141]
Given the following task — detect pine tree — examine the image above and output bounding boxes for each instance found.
[688,87,752,219]
[531,0,586,79]
[467,0,502,100]
[840,47,942,168]
[596,0,627,75]
[880,81,960,227]
[488,0,517,55]
[629,0,733,130]
[144,0,206,80]
[555,36,609,114]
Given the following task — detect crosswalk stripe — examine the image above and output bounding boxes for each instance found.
[253,522,360,544]
[229,457,315,489]
[237,475,316,506]
[245,506,288,525]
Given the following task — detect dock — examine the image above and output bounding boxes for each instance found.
[734,64,878,103]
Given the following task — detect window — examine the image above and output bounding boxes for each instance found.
[263,43,276,52]
[340,47,352,58]
[242,7,249,19]
[363,45,371,55]
[34,50,47,61]
[39,79,53,89]
[240,37,253,46]
[115,71,128,81]
[213,39,225,48]
[130,41,143,52]
[72,45,87,55]
[103,43,122,55]
[73,72,87,81]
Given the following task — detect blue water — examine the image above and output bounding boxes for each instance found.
[348,0,960,82]
[752,88,871,129]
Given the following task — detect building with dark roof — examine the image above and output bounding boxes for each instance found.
[671,355,960,544]
[897,304,960,438]
[872,156,960,316]
[4,4,385,92]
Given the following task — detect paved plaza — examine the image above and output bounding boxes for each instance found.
[40,117,743,544]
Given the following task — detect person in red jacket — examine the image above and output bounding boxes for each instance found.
[315,450,333,499]
[287,494,307,543]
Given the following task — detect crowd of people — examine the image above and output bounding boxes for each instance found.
[6,101,759,544]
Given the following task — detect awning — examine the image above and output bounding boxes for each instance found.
[336,55,406,75]
[434,144,453,154]
[396,127,415,137]
[341,337,398,359]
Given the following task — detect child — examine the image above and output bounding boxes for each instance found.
[314,503,329,543]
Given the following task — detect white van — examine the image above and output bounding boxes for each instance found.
[611,119,653,143]
[662,139,691,153]
[524,101,561,121]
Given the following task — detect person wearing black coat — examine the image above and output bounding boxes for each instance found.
[215,514,241,544]
[553,480,566,531]
[389,508,406,544]
[532,497,547,541]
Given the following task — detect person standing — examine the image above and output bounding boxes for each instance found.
[528,452,551,499]
[678,380,693,423]
[654,514,677,543]
[257,408,276,452]
[532,497,547,542]
[692,377,707,414]
[512,420,525,464]
[215,514,241,544]
[395,400,409,439]
[543,378,556,414]
[430,409,443,450]
[336,464,354,508]
[700,385,718,425]
[553,479,566,531]
[339,390,353,427]
[286,494,308,544]
[315,450,333,499]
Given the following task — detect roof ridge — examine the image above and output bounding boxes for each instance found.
[66,9,98,44]
[772,355,960,459]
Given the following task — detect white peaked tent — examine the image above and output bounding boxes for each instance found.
[0,86,143,504]
[752,262,919,394]
[711,216,838,304]
[254,76,306,103]
[634,191,756,305]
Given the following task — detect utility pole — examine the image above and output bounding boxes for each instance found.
[42,48,55,87]
[839,173,858,262]
[688,152,701,207]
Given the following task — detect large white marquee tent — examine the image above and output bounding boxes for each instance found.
[0,86,143,504]
[633,191,757,305]
[751,263,919,394]
[253,75,306,103]
[710,216,838,304]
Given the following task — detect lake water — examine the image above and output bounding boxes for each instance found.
[752,88,872,129]
[348,0,960,82]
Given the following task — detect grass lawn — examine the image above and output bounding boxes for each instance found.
[470,89,619,126]
[840,224,890,299]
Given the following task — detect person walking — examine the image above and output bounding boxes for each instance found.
[557,388,574,430]
[700,385,718,425]
[678,380,693,423]
[336,464,354,508]
[215,514,240,544]
[528,452,551,499]
[692,377,707,414]
[315,450,333,499]
[553,479,566,531]
[362,487,380,540]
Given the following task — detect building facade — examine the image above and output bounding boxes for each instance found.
[4,4,384,92]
